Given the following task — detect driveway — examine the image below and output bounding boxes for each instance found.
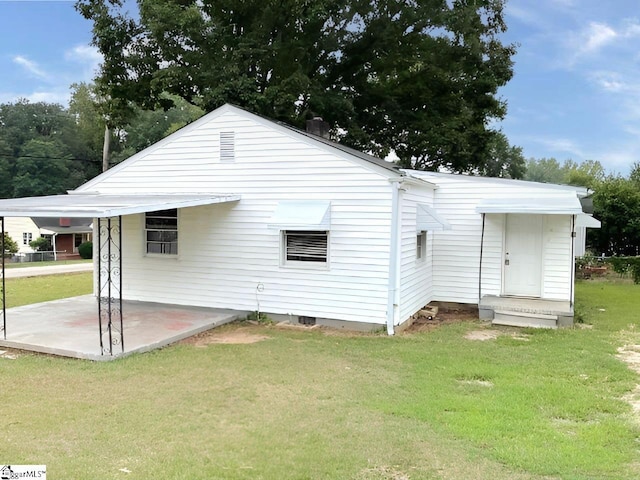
[4,262,93,279]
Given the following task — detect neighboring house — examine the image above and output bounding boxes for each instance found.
[0,104,599,331]
[3,217,40,254]
[3,217,92,259]
[31,217,92,260]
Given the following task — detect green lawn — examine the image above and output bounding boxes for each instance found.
[4,272,93,308]
[0,279,638,479]
[5,259,92,269]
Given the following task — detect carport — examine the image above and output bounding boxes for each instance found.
[0,192,241,359]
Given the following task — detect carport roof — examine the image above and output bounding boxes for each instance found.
[0,193,241,218]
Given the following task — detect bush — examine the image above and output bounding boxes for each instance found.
[605,256,640,284]
[29,236,52,252]
[2,233,18,256]
[78,241,93,259]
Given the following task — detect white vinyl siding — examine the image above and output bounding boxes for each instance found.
[542,215,573,300]
[82,108,395,325]
[410,173,577,304]
[399,185,436,322]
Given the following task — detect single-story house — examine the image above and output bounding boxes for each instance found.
[0,104,599,355]
[4,217,92,259]
[32,217,93,260]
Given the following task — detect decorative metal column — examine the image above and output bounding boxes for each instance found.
[1,216,5,340]
[97,216,123,355]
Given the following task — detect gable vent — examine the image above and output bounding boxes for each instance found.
[220,131,235,162]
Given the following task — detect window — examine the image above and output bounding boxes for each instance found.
[417,231,426,260]
[23,232,32,245]
[283,230,328,265]
[145,209,178,255]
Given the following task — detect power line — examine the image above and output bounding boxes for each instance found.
[0,154,103,164]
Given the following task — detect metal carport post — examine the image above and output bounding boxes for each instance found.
[1,216,5,340]
[97,216,124,355]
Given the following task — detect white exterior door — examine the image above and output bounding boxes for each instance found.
[504,214,542,297]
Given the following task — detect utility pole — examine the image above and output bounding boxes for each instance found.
[102,124,110,172]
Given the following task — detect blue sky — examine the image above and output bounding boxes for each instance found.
[1,0,639,175]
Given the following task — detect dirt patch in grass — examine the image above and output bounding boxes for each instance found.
[181,326,270,346]
[354,465,410,480]
[464,330,501,341]
[615,326,640,422]
[406,305,478,333]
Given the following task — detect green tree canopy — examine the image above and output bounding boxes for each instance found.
[589,176,640,256]
[523,158,605,188]
[77,0,518,174]
[2,232,18,256]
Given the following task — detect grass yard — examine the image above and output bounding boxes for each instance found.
[0,278,639,479]
[5,259,92,269]
[4,272,93,308]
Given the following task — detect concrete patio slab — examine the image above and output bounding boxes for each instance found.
[0,295,242,361]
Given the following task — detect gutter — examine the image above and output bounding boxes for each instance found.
[386,178,405,335]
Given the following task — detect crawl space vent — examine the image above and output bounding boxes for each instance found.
[298,316,316,326]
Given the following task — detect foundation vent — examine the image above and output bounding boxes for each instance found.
[298,316,316,326]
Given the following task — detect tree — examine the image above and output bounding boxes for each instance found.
[29,236,52,252]
[523,158,605,188]
[589,176,640,256]
[2,233,18,256]
[0,139,14,198]
[474,132,525,178]
[13,139,74,197]
[0,99,105,197]
[77,0,518,174]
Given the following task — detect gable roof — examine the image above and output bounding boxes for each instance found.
[76,104,422,193]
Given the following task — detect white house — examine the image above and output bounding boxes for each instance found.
[0,104,598,334]
[4,217,40,254]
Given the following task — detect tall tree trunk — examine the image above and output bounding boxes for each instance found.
[102,125,110,172]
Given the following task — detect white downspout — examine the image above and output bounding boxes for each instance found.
[387,179,405,335]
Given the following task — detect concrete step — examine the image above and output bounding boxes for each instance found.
[492,310,558,329]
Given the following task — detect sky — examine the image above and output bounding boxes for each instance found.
[0,0,639,175]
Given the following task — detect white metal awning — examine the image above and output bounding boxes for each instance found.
[0,193,241,218]
[268,200,331,230]
[417,204,451,231]
[575,214,601,228]
[475,194,583,215]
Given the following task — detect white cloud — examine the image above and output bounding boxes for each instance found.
[64,44,102,81]
[0,89,70,105]
[535,137,588,159]
[12,55,50,80]
[570,22,618,61]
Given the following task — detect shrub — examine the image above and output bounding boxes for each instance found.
[29,236,52,252]
[605,256,640,284]
[2,233,18,256]
[78,241,93,259]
